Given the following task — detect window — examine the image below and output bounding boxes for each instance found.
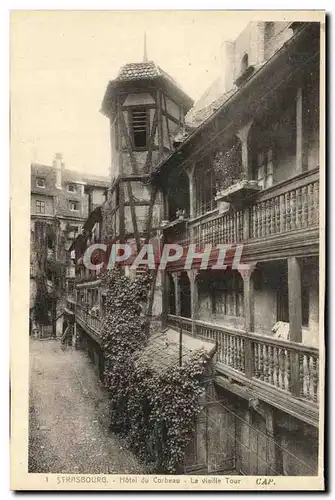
[256,149,274,189]
[68,183,76,193]
[36,200,45,214]
[212,273,244,318]
[131,108,148,149]
[241,53,249,74]
[69,201,79,211]
[36,177,45,188]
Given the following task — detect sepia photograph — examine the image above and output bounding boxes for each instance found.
[10,10,325,490]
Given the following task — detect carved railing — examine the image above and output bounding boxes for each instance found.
[192,209,244,248]
[249,169,319,239]
[76,304,102,335]
[166,314,193,334]
[167,169,319,249]
[167,315,319,404]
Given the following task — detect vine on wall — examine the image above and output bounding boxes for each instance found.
[33,218,66,326]
[213,141,244,191]
[101,268,208,473]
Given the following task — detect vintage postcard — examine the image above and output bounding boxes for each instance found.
[10,10,325,491]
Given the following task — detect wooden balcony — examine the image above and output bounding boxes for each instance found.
[64,297,76,314]
[166,314,319,426]
[166,168,319,253]
[76,303,103,344]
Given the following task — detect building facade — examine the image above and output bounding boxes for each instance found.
[30,153,109,336]
[70,21,322,475]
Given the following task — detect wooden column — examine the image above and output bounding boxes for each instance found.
[187,269,199,336]
[296,87,304,174]
[288,257,302,343]
[238,264,256,332]
[116,96,124,174]
[172,272,181,316]
[161,270,169,330]
[288,257,302,397]
[187,165,196,220]
[119,181,125,242]
[238,264,256,378]
[243,206,250,240]
[236,120,253,180]
[157,90,164,159]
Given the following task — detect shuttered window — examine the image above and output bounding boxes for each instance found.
[131,108,148,149]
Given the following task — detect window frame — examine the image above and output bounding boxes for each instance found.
[36,200,46,214]
[67,183,76,193]
[36,177,46,189]
[69,200,79,212]
[129,106,149,151]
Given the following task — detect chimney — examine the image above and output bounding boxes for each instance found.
[221,40,235,94]
[53,153,64,189]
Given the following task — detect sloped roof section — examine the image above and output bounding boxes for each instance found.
[134,328,216,375]
[31,163,109,190]
[116,61,161,81]
[101,60,194,116]
[185,88,236,129]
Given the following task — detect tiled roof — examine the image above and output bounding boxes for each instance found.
[116,61,161,81]
[31,163,109,189]
[133,329,216,375]
[116,61,190,104]
[185,88,236,129]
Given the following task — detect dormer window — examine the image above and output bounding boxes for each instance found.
[36,177,45,188]
[131,107,148,149]
[241,53,249,74]
[68,183,76,193]
[235,53,254,87]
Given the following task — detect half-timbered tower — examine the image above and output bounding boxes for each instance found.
[100,54,193,253]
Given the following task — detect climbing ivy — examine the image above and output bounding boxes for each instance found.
[101,268,208,473]
[213,142,244,191]
[33,218,66,327]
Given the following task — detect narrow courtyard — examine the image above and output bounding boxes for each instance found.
[28,338,144,474]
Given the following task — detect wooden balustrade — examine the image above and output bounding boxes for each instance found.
[192,210,244,249]
[76,304,102,335]
[166,314,319,404]
[249,171,319,239]
[166,314,192,333]
[165,169,319,249]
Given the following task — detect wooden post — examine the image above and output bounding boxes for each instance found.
[236,120,253,180]
[172,272,181,316]
[287,257,302,343]
[116,96,123,175]
[157,90,164,159]
[238,264,256,378]
[288,257,302,397]
[296,87,304,174]
[238,265,256,333]
[161,270,169,330]
[187,165,196,220]
[119,181,125,242]
[187,269,199,336]
[243,206,250,240]
[179,320,183,367]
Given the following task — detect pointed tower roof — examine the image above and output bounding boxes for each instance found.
[101,60,193,118]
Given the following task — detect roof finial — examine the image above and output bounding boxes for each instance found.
[143,31,148,63]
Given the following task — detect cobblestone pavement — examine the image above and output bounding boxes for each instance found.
[29,338,144,474]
